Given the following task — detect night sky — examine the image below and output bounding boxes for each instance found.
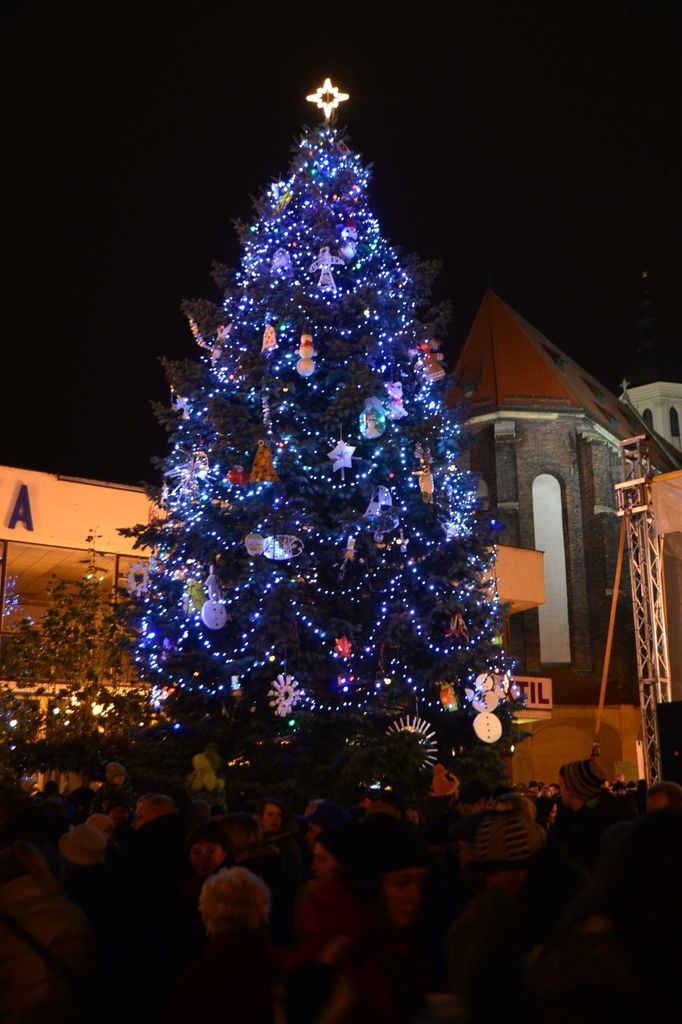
[4,1,680,486]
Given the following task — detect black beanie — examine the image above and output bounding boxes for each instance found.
[350,815,427,877]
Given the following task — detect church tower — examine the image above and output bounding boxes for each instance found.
[621,272,682,451]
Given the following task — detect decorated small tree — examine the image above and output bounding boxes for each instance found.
[0,542,154,775]
[127,81,521,798]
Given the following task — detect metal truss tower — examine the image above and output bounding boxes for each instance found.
[615,436,672,783]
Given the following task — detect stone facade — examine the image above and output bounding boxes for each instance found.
[453,291,681,779]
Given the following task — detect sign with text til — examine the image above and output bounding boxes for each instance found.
[512,675,553,711]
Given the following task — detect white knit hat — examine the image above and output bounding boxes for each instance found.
[58,824,107,866]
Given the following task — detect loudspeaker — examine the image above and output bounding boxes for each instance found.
[657,701,682,783]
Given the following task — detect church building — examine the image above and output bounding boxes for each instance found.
[452,290,681,783]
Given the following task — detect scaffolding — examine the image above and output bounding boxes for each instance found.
[614,436,672,783]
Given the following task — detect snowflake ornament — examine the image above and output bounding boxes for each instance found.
[268,674,302,717]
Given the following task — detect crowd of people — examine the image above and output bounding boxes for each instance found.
[1,757,681,1023]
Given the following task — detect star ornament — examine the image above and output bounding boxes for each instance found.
[328,439,356,473]
[306,78,349,121]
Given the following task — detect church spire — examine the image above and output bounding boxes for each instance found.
[634,270,663,352]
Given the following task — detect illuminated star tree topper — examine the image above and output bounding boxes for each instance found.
[306,77,350,122]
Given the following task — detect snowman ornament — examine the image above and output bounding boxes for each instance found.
[339,220,358,261]
[297,333,316,377]
[201,567,227,630]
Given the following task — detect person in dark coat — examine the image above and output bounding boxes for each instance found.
[286,816,431,1024]
[105,794,188,1021]
[58,823,110,933]
[221,812,289,946]
[164,866,279,1024]
[550,758,611,869]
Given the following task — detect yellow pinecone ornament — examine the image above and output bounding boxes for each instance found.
[249,439,279,482]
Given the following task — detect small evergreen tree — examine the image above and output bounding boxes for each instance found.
[0,541,154,774]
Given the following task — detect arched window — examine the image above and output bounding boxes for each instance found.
[670,407,680,438]
[532,474,571,663]
[642,408,653,429]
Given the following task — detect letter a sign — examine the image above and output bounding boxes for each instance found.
[8,484,34,531]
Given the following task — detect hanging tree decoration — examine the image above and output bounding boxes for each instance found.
[438,682,459,710]
[166,450,210,496]
[188,317,227,366]
[359,397,387,439]
[309,246,345,293]
[364,486,398,542]
[384,380,408,420]
[464,670,510,744]
[334,636,352,659]
[244,532,265,556]
[296,332,317,377]
[338,218,358,261]
[261,323,278,354]
[271,184,293,216]
[249,440,278,482]
[227,465,249,485]
[445,609,469,641]
[339,535,357,578]
[268,673,302,717]
[418,338,446,383]
[327,432,356,480]
[170,389,190,420]
[201,567,227,630]
[413,443,434,503]
[271,247,292,275]
[262,534,305,560]
[126,562,150,597]
[386,716,438,770]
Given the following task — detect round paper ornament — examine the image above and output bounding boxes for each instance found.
[359,398,387,439]
[297,333,316,377]
[201,600,227,630]
[262,534,304,560]
[244,533,265,556]
[472,712,502,744]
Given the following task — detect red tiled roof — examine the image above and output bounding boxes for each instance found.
[450,291,681,470]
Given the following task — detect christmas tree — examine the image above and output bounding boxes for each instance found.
[127,81,519,798]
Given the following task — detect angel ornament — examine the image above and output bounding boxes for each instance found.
[309,246,345,293]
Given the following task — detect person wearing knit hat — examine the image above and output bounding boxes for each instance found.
[86,813,116,843]
[559,758,607,807]
[551,758,619,870]
[447,809,584,1018]
[59,824,108,866]
[471,809,546,870]
[289,814,431,1023]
